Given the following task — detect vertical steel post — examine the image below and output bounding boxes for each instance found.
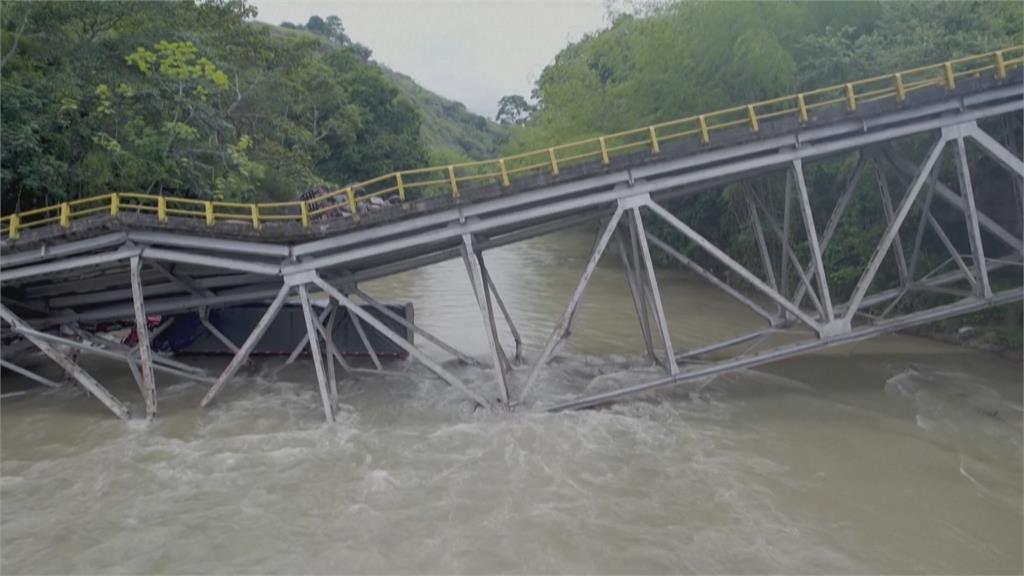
[481,257,523,362]
[615,228,657,358]
[792,159,835,322]
[461,234,510,405]
[791,156,866,309]
[780,170,793,300]
[952,135,992,298]
[325,302,339,405]
[299,284,336,423]
[130,256,157,420]
[744,188,778,290]
[872,158,910,286]
[630,207,679,374]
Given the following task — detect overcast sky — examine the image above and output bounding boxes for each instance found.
[250,0,609,118]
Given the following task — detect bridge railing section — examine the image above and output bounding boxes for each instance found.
[2,46,1021,240]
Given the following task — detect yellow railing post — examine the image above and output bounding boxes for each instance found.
[944,62,956,89]
[697,115,709,144]
[346,187,359,220]
[499,158,510,187]
[648,126,660,154]
[60,202,70,228]
[110,193,120,217]
[548,148,559,176]
[797,94,808,123]
[994,51,1006,80]
[448,165,459,198]
[395,173,406,202]
[747,105,760,133]
[157,196,167,223]
[250,205,260,230]
[598,137,610,165]
[300,201,310,227]
[845,83,857,111]
[205,202,214,226]
[894,73,906,101]
[9,214,19,240]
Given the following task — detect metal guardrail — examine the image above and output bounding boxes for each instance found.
[2,46,1021,240]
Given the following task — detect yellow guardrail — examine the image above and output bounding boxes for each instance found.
[1,46,1021,240]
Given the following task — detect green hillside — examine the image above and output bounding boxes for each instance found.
[380,68,508,163]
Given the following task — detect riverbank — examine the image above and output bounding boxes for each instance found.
[902,304,1023,362]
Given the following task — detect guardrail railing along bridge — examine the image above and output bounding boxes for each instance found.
[2,47,1022,421]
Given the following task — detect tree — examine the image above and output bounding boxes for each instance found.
[495,95,534,126]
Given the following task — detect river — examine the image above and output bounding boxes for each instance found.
[2,229,1021,574]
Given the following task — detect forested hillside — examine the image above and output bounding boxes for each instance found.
[501,0,1022,349]
[0,2,497,212]
[382,68,507,164]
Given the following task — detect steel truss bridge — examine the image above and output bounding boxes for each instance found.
[2,48,1022,421]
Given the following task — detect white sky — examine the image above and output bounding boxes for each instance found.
[250,0,609,118]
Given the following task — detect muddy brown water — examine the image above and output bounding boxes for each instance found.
[2,229,1021,574]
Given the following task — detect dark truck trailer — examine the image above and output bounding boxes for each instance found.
[150,302,413,358]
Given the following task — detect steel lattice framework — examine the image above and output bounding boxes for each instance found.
[1,54,1022,422]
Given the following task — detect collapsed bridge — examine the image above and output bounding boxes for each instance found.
[2,47,1022,421]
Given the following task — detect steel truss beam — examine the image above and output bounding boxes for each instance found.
[461,234,511,405]
[0,358,61,389]
[615,228,656,359]
[130,256,157,420]
[200,284,291,408]
[520,207,625,403]
[310,275,490,409]
[0,304,130,420]
[350,287,480,367]
[549,288,1022,412]
[298,284,336,423]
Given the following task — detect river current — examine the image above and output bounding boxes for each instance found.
[2,229,1021,574]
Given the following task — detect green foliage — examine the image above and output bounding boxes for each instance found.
[0,2,434,208]
[504,0,1022,334]
[382,67,507,162]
